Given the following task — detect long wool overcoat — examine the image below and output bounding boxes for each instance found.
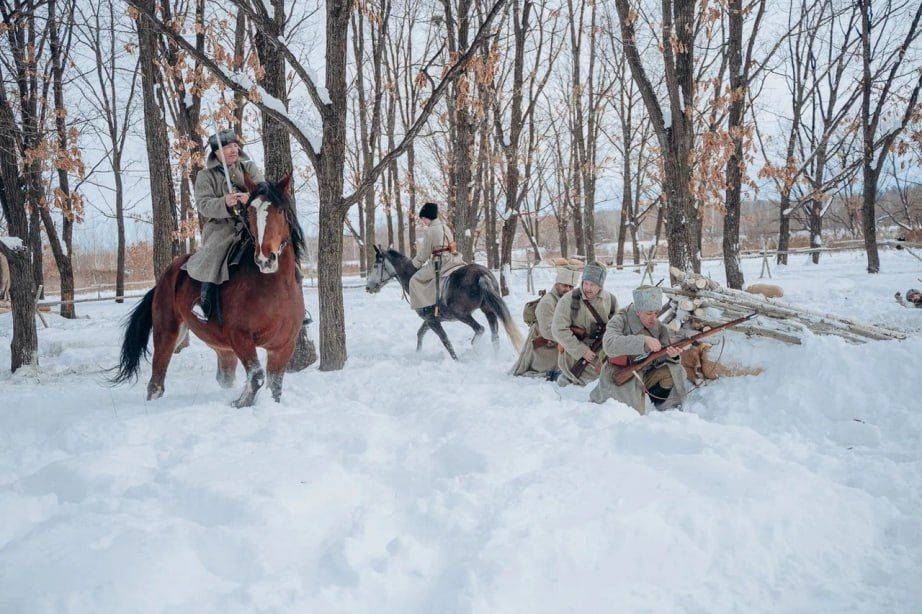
[552,288,617,387]
[512,287,563,377]
[182,151,264,285]
[589,305,688,413]
[408,219,465,309]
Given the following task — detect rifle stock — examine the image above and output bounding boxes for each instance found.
[610,313,757,386]
[571,334,604,379]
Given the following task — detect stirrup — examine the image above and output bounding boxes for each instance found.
[192,302,209,323]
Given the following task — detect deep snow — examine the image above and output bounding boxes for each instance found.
[1,250,921,613]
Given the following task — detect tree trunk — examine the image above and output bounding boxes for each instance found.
[407,142,417,257]
[136,0,177,278]
[570,153,583,257]
[777,191,791,265]
[314,0,352,370]
[809,201,822,264]
[47,0,77,318]
[28,190,43,294]
[114,156,126,302]
[583,175,596,262]
[861,167,880,273]
[556,208,569,258]
[722,0,745,289]
[616,160,629,268]
[0,93,39,371]
[233,8,247,134]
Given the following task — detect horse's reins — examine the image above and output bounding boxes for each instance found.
[376,254,411,304]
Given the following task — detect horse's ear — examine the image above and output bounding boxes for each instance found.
[243,172,258,194]
[277,173,292,197]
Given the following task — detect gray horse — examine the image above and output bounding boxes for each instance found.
[365,246,523,359]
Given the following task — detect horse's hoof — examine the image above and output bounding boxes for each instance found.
[146,383,163,401]
[232,393,256,408]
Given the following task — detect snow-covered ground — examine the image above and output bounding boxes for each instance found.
[1,250,921,613]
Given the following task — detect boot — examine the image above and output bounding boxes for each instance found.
[193,282,220,323]
[648,383,673,410]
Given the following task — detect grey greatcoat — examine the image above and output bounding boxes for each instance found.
[553,288,617,387]
[408,219,465,309]
[182,151,264,285]
[589,305,688,413]
[512,288,563,377]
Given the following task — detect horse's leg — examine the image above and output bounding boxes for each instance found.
[173,323,190,354]
[416,320,429,351]
[266,341,296,403]
[230,335,264,408]
[482,307,500,349]
[215,348,238,389]
[457,313,485,346]
[148,290,181,401]
[427,318,458,360]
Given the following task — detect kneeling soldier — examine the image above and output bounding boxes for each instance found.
[511,265,582,379]
[553,261,618,387]
[590,285,689,413]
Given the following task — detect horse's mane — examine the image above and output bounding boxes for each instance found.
[385,248,409,262]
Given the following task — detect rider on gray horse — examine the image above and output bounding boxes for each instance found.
[184,129,264,322]
[408,202,465,317]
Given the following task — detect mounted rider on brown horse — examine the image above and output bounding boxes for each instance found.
[111,132,305,407]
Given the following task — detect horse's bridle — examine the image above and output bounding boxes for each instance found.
[232,193,289,261]
[372,254,396,288]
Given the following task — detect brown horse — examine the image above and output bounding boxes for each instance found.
[111,174,305,407]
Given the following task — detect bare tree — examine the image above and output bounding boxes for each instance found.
[133,0,178,277]
[858,0,922,273]
[0,0,46,370]
[613,0,702,275]
[352,0,389,273]
[75,0,140,303]
[492,0,560,290]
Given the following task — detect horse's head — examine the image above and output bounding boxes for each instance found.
[365,245,397,293]
[243,173,296,274]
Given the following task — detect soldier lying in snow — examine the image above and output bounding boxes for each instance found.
[511,265,581,380]
[895,289,922,308]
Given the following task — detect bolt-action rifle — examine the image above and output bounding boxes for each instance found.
[609,313,757,386]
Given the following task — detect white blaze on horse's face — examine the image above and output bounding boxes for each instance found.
[251,197,278,274]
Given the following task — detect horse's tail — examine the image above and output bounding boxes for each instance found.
[478,275,523,352]
[109,287,155,384]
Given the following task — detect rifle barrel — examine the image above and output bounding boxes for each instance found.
[611,312,756,386]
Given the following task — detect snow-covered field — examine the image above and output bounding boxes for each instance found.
[2,250,921,613]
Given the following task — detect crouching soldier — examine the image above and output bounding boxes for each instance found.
[183,129,264,322]
[553,261,618,387]
[590,285,689,413]
[511,264,582,379]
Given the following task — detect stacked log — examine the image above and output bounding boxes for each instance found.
[664,267,907,345]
